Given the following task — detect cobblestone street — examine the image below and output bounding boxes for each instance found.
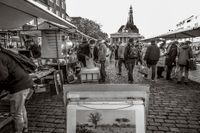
[27,63,200,133]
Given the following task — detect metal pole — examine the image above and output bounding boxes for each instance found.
[55,30,60,70]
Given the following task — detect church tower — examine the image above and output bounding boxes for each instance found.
[125,5,139,33]
[110,5,143,44]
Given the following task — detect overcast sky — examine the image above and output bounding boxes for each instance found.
[66,0,200,38]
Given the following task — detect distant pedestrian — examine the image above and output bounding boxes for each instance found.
[114,42,119,67]
[124,38,141,83]
[98,40,107,83]
[157,41,166,79]
[144,40,160,81]
[117,42,126,75]
[177,41,193,84]
[165,41,178,80]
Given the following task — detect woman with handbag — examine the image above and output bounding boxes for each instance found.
[177,41,193,84]
[157,42,166,79]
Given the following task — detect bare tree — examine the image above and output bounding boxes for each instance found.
[88,112,102,128]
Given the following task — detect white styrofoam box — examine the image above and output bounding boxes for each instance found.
[80,67,100,82]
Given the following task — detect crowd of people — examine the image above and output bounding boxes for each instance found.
[111,39,195,84]
[74,37,196,85]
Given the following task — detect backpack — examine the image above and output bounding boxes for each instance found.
[128,44,139,59]
[0,47,37,73]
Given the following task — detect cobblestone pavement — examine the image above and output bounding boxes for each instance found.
[27,63,200,133]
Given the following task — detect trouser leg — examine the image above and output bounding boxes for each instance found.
[127,60,135,82]
[157,67,161,77]
[166,66,172,80]
[151,65,156,80]
[10,89,30,133]
[100,60,106,81]
[118,59,123,74]
[184,66,189,82]
[178,66,184,82]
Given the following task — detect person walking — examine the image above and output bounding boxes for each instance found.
[117,42,126,75]
[124,38,141,83]
[177,41,193,84]
[0,46,33,133]
[157,42,166,78]
[98,40,107,83]
[144,40,160,81]
[114,42,119,67]
[165,41,178,80]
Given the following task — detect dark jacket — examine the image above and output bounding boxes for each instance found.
[124,43,141,61]
[165,44,177,66]
[144,44,160,65]
[178,44,193,66]
[0,52,33,94]
[77,42,90,60]
[93,45,99,61]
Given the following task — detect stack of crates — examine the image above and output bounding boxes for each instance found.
[80,67,100,83]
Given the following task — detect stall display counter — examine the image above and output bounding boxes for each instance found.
[64,84,150,133]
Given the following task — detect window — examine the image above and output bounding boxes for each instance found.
[56,10,59,16]
[56,0,59,5]
[62,1,65,9]
[62,13,65,19]
[49,7,53,12]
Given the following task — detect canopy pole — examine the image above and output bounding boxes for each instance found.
[55,30,60,70]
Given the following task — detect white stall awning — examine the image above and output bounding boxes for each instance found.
[142,26,200,42]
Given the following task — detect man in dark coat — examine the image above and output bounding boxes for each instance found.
[0,46,33,133]
[144,40,160,81]
[165,41,178,80]
[77,38,90,67]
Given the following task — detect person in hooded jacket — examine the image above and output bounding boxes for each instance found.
[165,41,178,80]
[177,41,193,84]
[0,45,33,133]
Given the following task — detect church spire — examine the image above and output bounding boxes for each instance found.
[127,5,134,25]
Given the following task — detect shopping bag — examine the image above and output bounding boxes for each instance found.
[187,59,197,70]
[86,58,95,69]
[138,65,148,75]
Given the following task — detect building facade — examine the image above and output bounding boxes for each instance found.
[34,0,71,21]
[110,6,143,44]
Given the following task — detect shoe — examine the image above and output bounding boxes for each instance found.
[128,81,133,84]
[117,73,122,76]
[23,128,28,133]
[177,81,181,84]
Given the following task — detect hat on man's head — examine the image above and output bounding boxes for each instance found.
[82,37,88,43]
[172,41,178,45]
[151,40,156,45]
[128,38,134,43]
[89,39,96,45]
[185,41,191,45]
